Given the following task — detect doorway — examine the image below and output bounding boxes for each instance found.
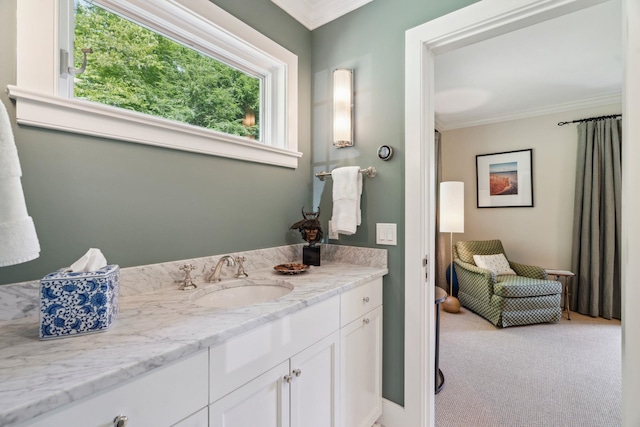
[395,1,639,427]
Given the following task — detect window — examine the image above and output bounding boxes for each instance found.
[10,0,300,168]
[73,1,261,141]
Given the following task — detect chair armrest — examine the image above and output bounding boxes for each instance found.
[509,261,548,280]
[455,258,490,276]
[454,258,495,290]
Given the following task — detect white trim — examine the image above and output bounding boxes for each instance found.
[404,1,618,426]
[622,0,640,424]
[6,85,302,168]
[12,0,300,168]
[436,92,623,131]
[404,27,433,427]
[377,397,406,427]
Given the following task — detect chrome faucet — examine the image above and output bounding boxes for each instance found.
[206,255,235,282]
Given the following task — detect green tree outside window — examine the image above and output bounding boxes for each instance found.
[74,1,261,140]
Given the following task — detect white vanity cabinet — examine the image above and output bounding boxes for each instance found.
[209,296,340,427]
[208,277,383,427]
[19,350,209,427]
[13,276,384,427]
[340,277,383,427]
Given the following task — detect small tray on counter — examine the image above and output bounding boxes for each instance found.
[273,263,310,275]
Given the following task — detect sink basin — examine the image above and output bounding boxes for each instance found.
[191,279,294,308]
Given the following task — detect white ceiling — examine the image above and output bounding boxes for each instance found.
[270,0,373,30]
[272,0,622,130]
[434,0,622,130]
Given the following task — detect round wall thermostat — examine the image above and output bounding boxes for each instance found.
[377,145,393,161]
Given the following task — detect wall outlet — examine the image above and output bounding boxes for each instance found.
[376,223,397,245]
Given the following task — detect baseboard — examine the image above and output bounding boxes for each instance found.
[376,398,405,427]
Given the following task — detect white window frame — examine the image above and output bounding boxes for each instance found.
[8,0,301,168]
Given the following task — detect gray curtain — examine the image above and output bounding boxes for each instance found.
[571,118,622,320]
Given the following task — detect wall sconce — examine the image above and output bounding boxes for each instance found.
[333,69,354,148]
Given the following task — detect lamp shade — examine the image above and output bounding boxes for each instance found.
[333,68,353,147]
[439,181,464,233]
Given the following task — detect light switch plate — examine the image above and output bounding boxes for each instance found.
[376,223,397,245]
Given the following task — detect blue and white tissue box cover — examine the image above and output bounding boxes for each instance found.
[39,265,120,339]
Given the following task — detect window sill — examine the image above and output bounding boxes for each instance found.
[7,85,302,168]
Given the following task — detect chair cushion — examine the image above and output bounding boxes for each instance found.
[456,240,506,264]
[493,275,562,298]
[473,254,516,276]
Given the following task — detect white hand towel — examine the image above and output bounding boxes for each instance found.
[330,166,362,235]
[0,101,40,267]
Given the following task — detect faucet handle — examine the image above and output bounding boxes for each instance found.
[178,264,197,290]
[234,256,249,278]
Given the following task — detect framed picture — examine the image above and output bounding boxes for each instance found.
[476,149,533,208]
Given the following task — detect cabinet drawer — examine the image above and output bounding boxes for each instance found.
[21,350,209,427]
[340,277,383,327]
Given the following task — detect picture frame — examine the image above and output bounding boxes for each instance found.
[476,149,533,208]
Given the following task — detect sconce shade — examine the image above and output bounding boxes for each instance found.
[333,69,353,148]
[439,181,464,233]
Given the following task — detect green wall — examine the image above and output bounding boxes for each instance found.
[0,0,481,409]
[310,0,478,405]
[0,0,312,285]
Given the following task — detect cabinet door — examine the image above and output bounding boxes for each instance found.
[290,331,340,427]
[210,360,291,427]
[340,305,383,427]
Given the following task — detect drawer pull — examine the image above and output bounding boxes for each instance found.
[363,318,370,325]
[284,374,293,383]
[113,415,128,427]
[363,296,370,303]
[293,369,302,377]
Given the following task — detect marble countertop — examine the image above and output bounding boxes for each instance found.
[0,244,387,427]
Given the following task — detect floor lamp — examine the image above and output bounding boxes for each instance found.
[439,181,464,313]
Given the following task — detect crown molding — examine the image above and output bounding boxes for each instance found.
[435,92,622,131]
[271,0,373,30]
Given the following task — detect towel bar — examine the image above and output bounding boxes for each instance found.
[315,166,377,181]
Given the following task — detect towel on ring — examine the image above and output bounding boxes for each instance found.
[0,100,40,266]
[330,166,362,236]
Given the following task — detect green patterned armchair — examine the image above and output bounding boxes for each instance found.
[453,240,562,327]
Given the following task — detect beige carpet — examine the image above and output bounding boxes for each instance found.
[435,307,621,426]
